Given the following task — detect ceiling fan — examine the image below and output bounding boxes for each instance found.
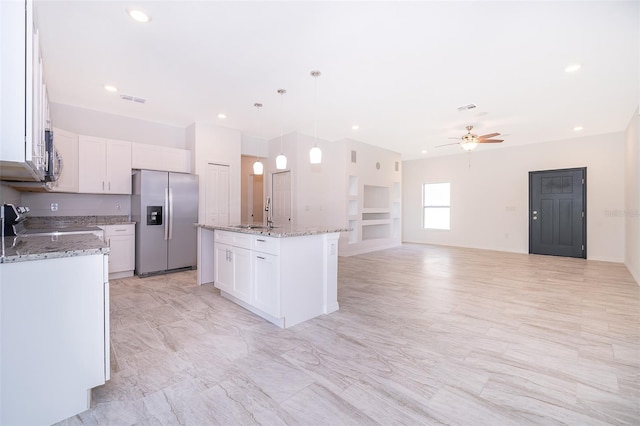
[436,125,504,151]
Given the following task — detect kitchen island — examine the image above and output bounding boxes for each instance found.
[196,224,346,328]
[0,234,110,425]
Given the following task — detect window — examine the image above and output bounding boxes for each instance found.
[423,183,450,230]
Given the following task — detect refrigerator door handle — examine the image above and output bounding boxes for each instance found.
[169,187,174,240]
[164,187,169,240]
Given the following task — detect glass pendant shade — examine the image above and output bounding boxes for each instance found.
[253,160,264,175]
[309,145,322,164]
[276,153,287,170]
[461,141,477,151]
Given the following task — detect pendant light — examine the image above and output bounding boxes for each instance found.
[253,102,264,175]
[276,89,287,170]
[309,70,322,164]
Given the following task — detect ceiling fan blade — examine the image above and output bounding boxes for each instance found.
[447,137,461,140]
[478,132,500,140]
[435,142,460,148]
[478,139,504,143]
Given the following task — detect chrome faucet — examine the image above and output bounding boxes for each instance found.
[265,196,274,228]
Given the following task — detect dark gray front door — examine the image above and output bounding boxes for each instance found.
[529,168,586,258]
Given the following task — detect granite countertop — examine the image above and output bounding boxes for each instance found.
[0,234,109,264]
[196,223,348,238]
[25,215,135,228]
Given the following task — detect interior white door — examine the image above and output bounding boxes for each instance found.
[272,170,292,227]
[205,163,230,226]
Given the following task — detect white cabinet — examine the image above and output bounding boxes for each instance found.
[253,251,280,317]
[78,136,131,194]
[211,230,340,328]
[0,0,50,181]
[0,254,109,425]
[214,231,252,303]
[49,128,79,192]
[131,142,191,173]
[214,243,234,293]
[101,224,135,278]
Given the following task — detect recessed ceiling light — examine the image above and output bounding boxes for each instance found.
[573,126,584,131]
[351,125,359,130]
[217,113,227,119]
[421,149,428,154]
[127,8,151,23]
[104,85,117,92]
[565,63,582,73]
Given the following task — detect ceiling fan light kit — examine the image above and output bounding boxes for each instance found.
[436,125,504,151]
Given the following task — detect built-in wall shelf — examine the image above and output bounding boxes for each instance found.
[348,176,358,197]
[363,185,389,209]
[340,145,401,255]
[362,223,390,240]
[362,212,390,221]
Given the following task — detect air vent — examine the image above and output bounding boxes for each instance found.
[120,94,147,104]
[457,103,477,111]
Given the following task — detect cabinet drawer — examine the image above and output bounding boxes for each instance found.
[103,224,135,237]
[252,235,280,255]
[215,230,252,249]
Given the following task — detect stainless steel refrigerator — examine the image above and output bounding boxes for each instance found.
[131,170,199,276]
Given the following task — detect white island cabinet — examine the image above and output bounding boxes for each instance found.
[200,225,343,328]
[0,247,110,425]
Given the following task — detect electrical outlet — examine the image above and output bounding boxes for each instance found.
[50,203,58,212]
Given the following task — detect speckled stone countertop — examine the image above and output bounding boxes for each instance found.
[196,223,348,238]
[0,234,109,263]
[25,215,135,228]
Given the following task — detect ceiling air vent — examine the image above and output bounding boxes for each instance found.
[120,94,147,104]
[457,103,477,112]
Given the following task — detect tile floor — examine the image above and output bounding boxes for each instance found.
[56,244,639,425]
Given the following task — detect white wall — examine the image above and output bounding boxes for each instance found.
[50,103,186,148]
[403,132,626,262]
[186,123,241,224]
[625,108,640,283]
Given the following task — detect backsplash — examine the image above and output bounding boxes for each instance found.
[20,192,131,217]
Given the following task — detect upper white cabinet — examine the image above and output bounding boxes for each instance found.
[131,142,191,173]
[0,0,51,182]
[78,136,131,194]
[49,128,78,192]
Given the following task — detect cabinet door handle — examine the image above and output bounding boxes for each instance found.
[109,181,111,191]
[102,181,105,190]
[257,256,265,260]
[256,239,266,242]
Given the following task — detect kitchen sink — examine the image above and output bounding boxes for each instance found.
[230,224,279,230]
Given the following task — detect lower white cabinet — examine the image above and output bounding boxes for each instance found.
[214,242,251,303]
[0,254,109,425]
[101,224,135,278]
[211,229,339,328]
[253,252,279,317]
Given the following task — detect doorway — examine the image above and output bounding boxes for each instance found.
[271,170,292,226]
[529,167,586,258]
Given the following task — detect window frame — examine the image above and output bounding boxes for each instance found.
[422,182,451,230]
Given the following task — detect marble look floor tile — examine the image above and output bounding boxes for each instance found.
[281,383,378,425]
[53,244,639,425]
[142,303,185,328]
[111,322,167,358]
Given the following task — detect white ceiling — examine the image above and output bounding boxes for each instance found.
[35,1,639,160]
